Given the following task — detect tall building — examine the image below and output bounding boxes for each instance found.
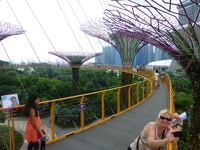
[133,44,171,66]
[95,46,122,66]
[177,0,200,25]
[95,45,171,66]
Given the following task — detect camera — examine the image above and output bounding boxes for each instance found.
[173,131,186,137]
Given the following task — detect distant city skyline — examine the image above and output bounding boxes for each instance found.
[95,45,171,66]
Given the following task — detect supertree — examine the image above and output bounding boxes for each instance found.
[0,20,24,41]
[104,0,200,149]
[81,18,146,109]
[48,51,101,96]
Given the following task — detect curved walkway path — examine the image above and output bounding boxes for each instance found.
[45,82,169,150]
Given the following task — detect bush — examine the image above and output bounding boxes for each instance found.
[0,104,6,123]
[0,125,24,150]
[170,72,192,150]
[174,92,192,112]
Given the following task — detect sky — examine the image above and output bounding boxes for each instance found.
[0,0,179,64]
[0,0,113,64]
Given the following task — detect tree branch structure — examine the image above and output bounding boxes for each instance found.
[81,18,117,47]
[0,20,25,41]
[81,18,146,66]
[103,0,200,149]
[48,51,101,65]
[104,0,200,68]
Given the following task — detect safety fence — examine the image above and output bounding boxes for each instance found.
[162,73,177,150]
[0,67,176,150]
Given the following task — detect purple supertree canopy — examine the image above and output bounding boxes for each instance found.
[0,20,25,41]
[48,51,102,65]
[81,18,117,47]
[104,0,200,65]
[81,18,146,66]
[81,18,145,52]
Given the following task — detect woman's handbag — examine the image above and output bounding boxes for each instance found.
[38,129,46,150]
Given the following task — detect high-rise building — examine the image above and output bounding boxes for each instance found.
[95,46,122,66]
[133,44,171,66]
[177,0,200,25]
[95,45,171,66]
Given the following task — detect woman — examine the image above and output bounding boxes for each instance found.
[127,109,183,150]
[24,93,46,150]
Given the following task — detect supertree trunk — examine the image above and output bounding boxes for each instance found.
[186,62,200,150]
[48,51,102,96]
[120,71,132,109]
[71,67,80,96]
[120,64,133,109]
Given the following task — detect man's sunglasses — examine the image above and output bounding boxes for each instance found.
[160,116,172,121]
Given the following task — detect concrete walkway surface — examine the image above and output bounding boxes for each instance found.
[0,82,168,150]
[45,82,168,150]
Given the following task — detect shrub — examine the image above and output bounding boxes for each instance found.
[0,125,24,150]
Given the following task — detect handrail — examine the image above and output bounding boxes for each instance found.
[162,73,177,150]
[0,67,155,150]
[1,68,177,150]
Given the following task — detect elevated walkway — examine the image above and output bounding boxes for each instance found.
[45,82,168,150]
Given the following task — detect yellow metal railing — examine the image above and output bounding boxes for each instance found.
[162,73,177,150]
[46,79,154,144]
[0,68,156,150]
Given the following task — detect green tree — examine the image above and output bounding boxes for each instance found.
[169,71,192,149]
[0,125,24,150]
[0,104,6,123]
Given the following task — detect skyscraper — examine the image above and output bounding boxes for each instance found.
[95,45,171,66]
[177,0,200,25]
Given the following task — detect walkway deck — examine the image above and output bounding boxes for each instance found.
[45,82,169,150]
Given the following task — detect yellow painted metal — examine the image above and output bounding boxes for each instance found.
[0,67,157,149]
[163,73,177,150]
[8,109,15,150]
[51,101,56,139]
[80,96,85,129]
[101,92,106,120]
[146,82,149,96]
[136,85,139,103]
[22,79,153,148]
[117,88,121,113]
[128,85,131,108]
[142,82,145,100]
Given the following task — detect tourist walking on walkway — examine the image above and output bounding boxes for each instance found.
[24,93,46,150]
[154,69,160,88]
